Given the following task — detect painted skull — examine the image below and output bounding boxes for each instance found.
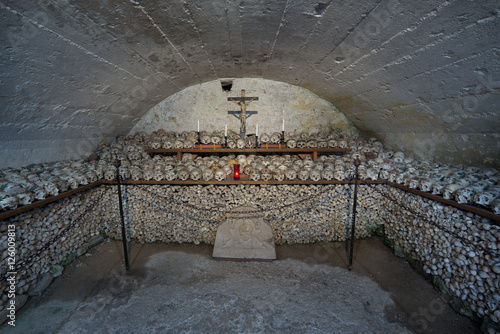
[273,170,285,181]
[285,168,297,180]
[250,170,261,181]
[366,168,379,181]
[261,168,272,181]
[298,169,310,181]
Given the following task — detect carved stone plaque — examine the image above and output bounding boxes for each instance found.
[213,206,276,261]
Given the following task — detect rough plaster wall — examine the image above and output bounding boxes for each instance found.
[130,78,358,136]
[1,0,499,168]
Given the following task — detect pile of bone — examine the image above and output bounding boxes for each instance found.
[0,188,104,311]
[99,184,381,245]
[381,186,500,324]
[0,160,102,211]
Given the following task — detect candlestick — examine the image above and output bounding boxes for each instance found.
[256,124,258,136]
[282,118,285,131]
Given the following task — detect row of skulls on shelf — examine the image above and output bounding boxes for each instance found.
[1,130,500,214]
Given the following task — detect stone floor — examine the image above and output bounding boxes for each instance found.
[2,237,480,334]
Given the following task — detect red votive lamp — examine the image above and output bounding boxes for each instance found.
[233,164,240,180]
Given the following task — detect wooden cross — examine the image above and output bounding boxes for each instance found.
[228,89,258,139]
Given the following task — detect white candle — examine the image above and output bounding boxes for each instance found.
[197,120,200,132]
[225,124,227,137]
[256,124,258,136]
[282,118,285,131]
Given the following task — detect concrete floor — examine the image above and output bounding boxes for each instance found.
[2,238,480,334]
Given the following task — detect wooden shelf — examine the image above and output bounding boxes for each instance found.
[1,179,498,224]
[147,148,351,160]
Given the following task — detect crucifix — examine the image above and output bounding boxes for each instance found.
[228,89,259,139]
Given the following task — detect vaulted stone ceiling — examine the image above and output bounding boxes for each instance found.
[1,0,499,168]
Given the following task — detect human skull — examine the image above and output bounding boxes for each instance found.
[190,167,202,181]
[177,168,189,181]
[473,189,500,206]
[338,139,348,148]
[165,169,177,181]
[333,170,345,181]
[260,133,270,143]
[174,140,184,149]
[201,135,211,145]
[286,139,297,148]
[236,139,245,149]
[163,140,173,149]
[455,186,476,204]
[0,192,18,210]
[270,132,281,144]
[322,169,334,181]
[327,139,338,148]
[318,141,328,148]
[490,199,500,215]
[143,169,154,181]
[131,169,143,181]
[245,136,256,148]
[298,169,310,181]
[227,140,237,149]
[379,169,390,180]
[285,168,297,180]
[183,140,194,149]
[250,170,261,181]
[296,140,307,148]
[202,168,213,181]
[104,169,116,181]
[418,178,433,192]
[214,169,226,182]
[273,170,285,181]
[310,169,321,181]
[150,141,161,149]
[261,168,272,181]
[153,169,164,181]
[442,184,462,200]
[211,136,222,145]
[366,168,379,181]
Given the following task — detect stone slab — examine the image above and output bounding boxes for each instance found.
[213,206,276,260]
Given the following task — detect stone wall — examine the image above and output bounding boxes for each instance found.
[129,78,359,137]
